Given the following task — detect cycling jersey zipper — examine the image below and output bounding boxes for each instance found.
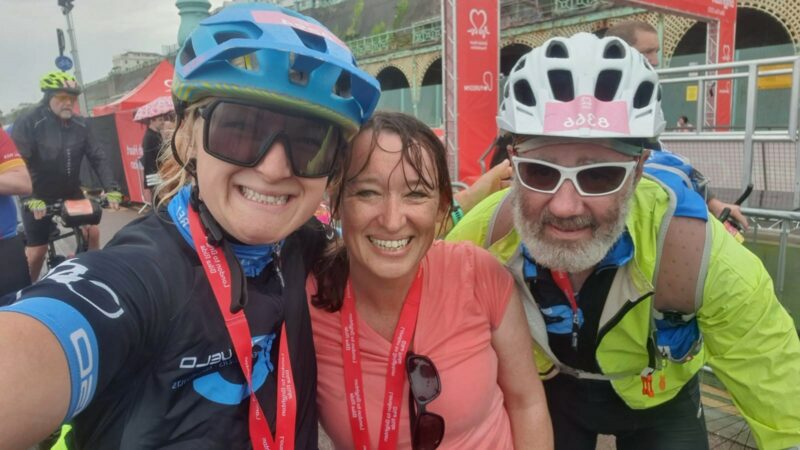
[595,291,659,396]
[595,290,653,343]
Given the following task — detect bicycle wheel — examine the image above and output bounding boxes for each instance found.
[701,368,756,449]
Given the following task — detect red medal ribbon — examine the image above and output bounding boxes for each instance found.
[340,268,424,450]
[188,206,296,450]
[551,270,581,350]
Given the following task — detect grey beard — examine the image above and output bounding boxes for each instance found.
[511,181,633,273]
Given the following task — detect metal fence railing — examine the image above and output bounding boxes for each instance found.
[740,209,800,312]
[657,56,800,310]
[346,18,441,59]
[346,0,613,59]
[658,56,800,211]
[659,137,799,210]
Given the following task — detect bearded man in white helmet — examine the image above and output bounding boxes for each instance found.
[447,32,800,450]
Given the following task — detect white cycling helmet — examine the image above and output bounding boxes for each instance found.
[497,32,665,152]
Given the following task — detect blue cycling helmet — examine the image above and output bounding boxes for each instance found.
[172,3,380,137]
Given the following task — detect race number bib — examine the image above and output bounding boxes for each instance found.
[543,95,630,135]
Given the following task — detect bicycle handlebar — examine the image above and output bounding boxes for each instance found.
[31,197,109,215]
[39,198,105,227]
[718,184,753,225]
[733,184,754,206]
[718,184,753,241]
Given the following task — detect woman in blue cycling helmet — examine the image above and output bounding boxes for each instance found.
[0,3,379,449]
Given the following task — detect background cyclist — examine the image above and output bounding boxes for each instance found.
[0,126,32,297]
[11,71,122,281]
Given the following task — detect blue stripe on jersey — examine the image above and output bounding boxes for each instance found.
[1,297,99,422]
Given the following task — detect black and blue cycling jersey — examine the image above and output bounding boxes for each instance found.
[0,210,324,449]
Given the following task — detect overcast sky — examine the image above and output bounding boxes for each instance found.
[0,0,226,114]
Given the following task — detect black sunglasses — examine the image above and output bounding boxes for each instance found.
[197,99,344,178]
[406,352,445,450]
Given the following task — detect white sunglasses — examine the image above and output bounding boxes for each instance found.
[511,157,638,196]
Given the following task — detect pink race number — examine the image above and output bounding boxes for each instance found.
[251,11,346,48]
[543,95,630,135]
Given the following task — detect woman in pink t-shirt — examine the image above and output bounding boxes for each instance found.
[308,111,552,450]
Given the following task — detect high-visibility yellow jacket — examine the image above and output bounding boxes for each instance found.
[447,177,800,450]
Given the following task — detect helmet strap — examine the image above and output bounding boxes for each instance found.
[190,183,224,246]
[173,97,189,121]
[187,182,247,310]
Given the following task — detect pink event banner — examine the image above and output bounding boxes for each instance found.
[113,112,146,204]
[456,0,499,181]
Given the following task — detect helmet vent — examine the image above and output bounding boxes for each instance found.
[595,70,622,101]
[513,80,536,107]
[657,85,662,101]
[548,70,574,101]
[289,68,309,86]
[545,41,568,58]
[293,28,328,54]
[633,81,655,108]
[179,39,196,66]
[503,81,510,99]
[512,57,526,72]
[288,51,322,85]
[215,31,248,45]
[229,52,260,72]
[603,41,626,59]
[334,71,352,98]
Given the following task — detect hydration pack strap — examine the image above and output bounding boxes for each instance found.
[653,216,710,316]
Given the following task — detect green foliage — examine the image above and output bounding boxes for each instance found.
[345,0,365,39]
[371,21,387,36]
[393,0,409,30]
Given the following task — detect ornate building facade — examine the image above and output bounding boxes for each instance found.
[340,0,799,127]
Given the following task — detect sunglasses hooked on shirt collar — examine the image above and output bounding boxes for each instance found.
[197,98,344,178]
[512,156,639,196]
[406,352,445,450]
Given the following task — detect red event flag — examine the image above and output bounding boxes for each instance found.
[455,0,499,181]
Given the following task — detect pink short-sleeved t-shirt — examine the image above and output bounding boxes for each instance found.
[308,240,516,450]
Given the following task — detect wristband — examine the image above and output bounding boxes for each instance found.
[451,199,464,225]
